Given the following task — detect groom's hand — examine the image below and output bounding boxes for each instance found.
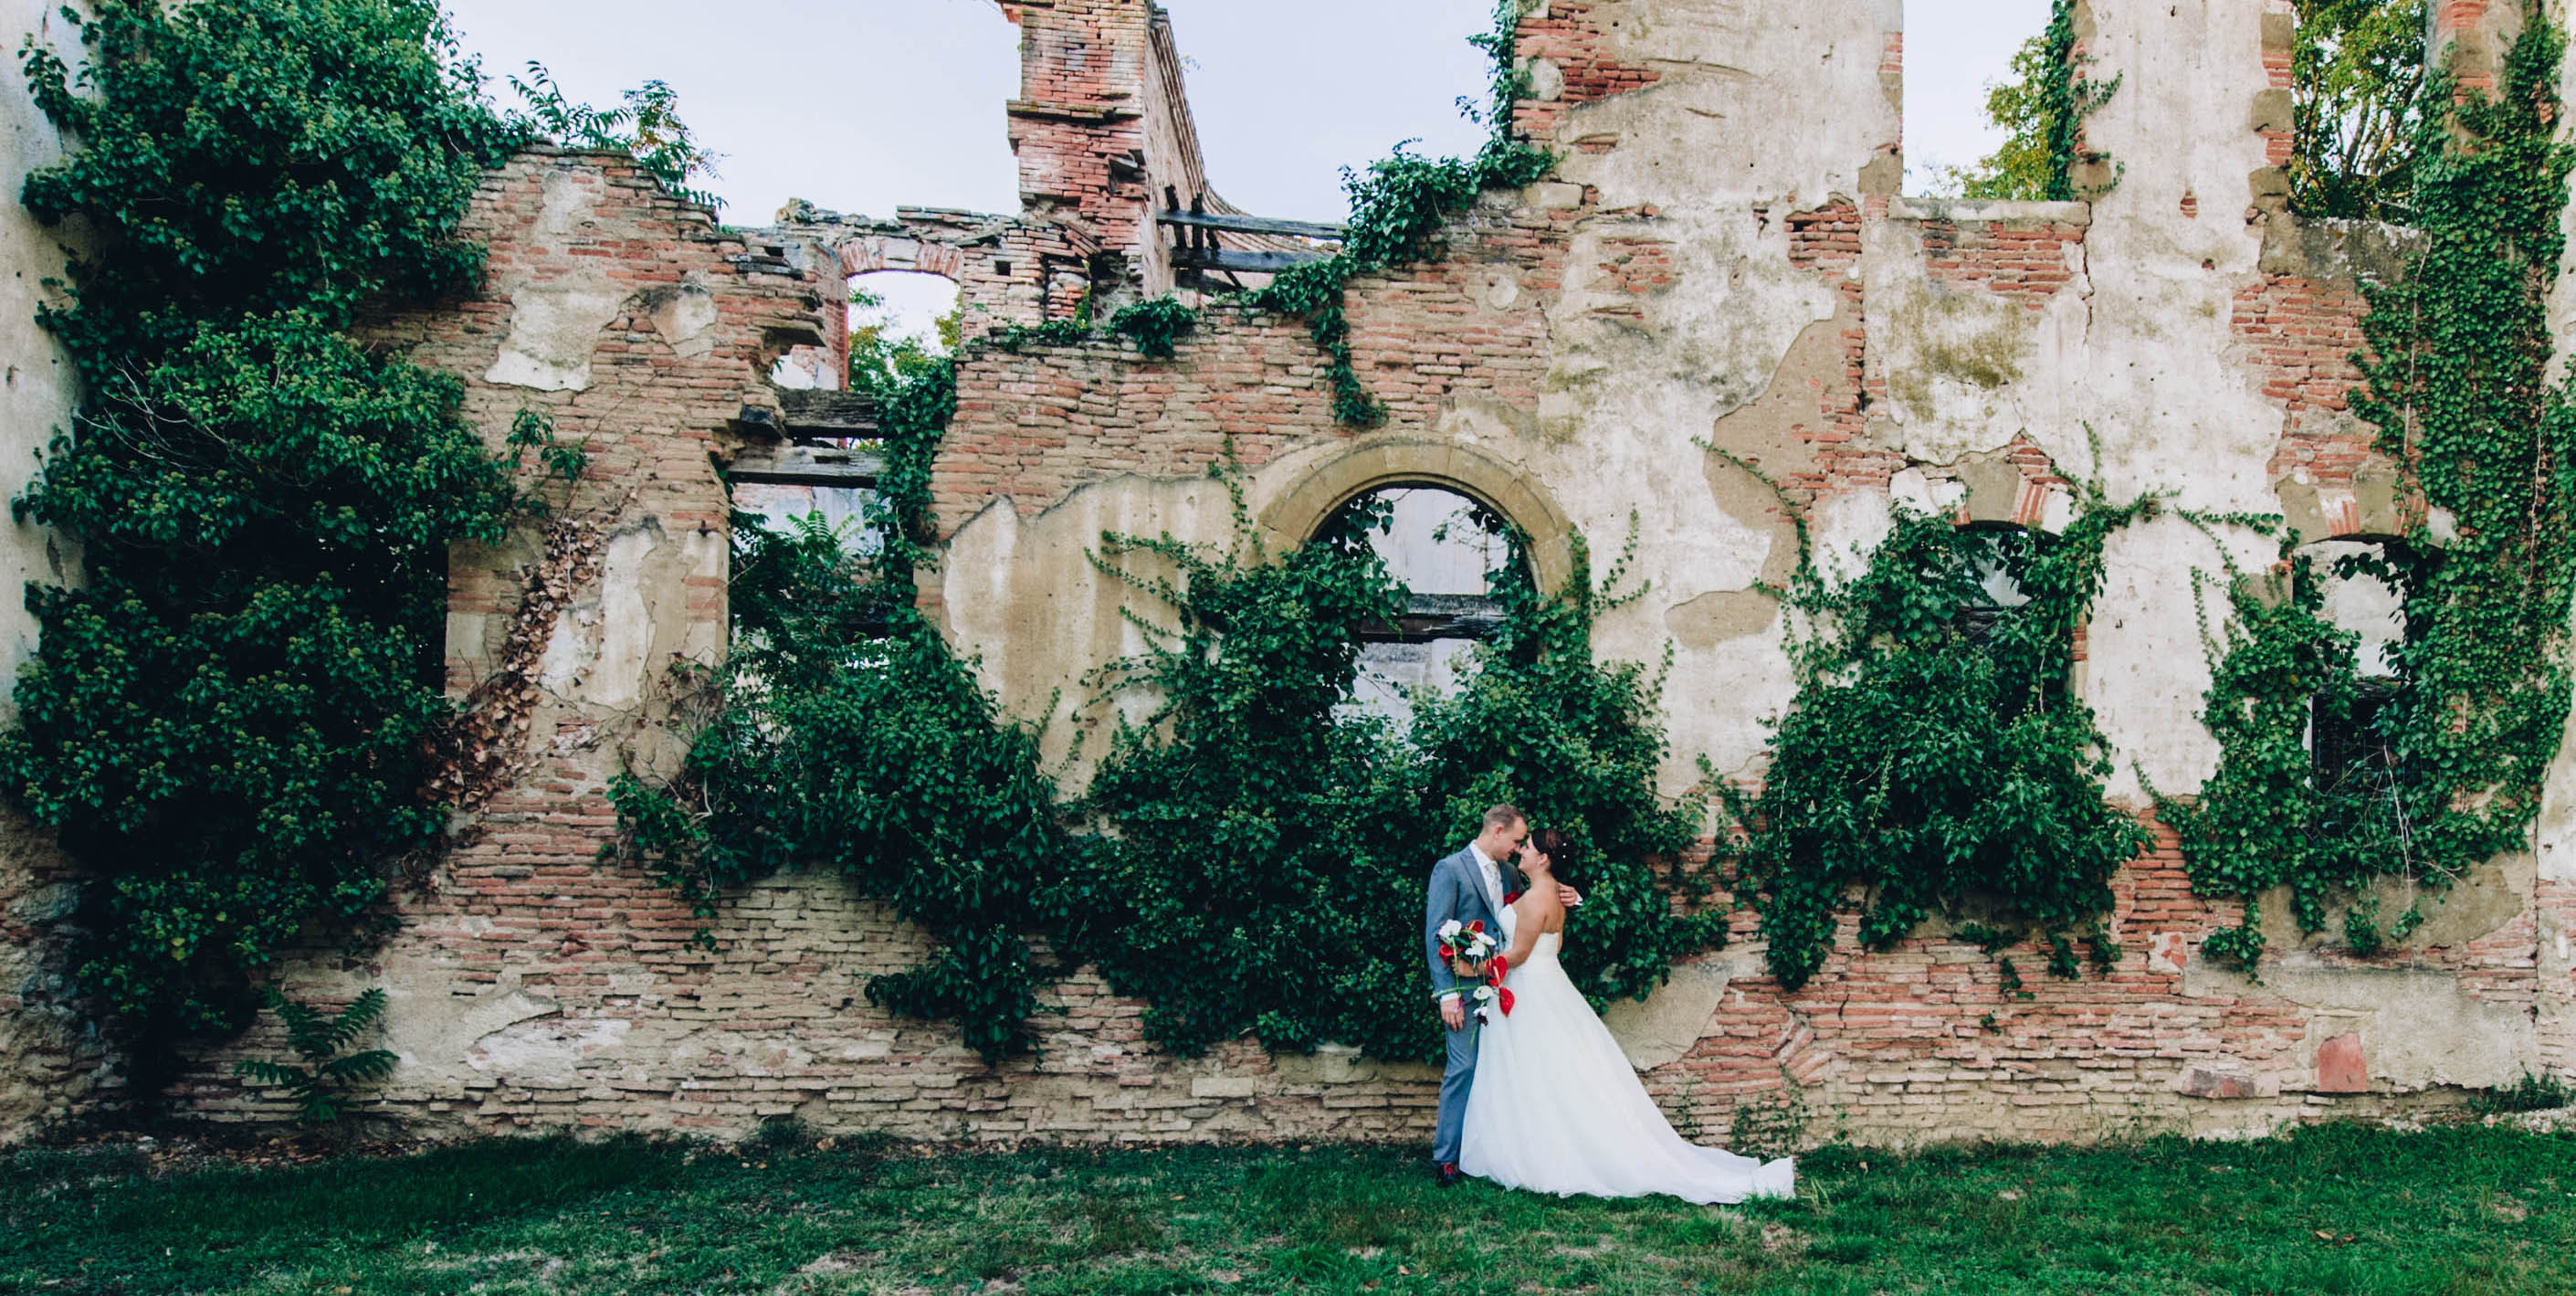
[1557,883,1582,907]
[1440,996,1466,1031]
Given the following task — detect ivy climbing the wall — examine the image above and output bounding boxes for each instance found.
[1722,486,2158,991]
[1248,0,1553,425]
[2166,21,2576,968]
[5,0,545,1047]
[7,0,723,1059]
[607,0,1721,1065]
[1074,489,1718,1062]
[615,442,1723,1062]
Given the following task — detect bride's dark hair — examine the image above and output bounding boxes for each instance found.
[1528,827,1572,880]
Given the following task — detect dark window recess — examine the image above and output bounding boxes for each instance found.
[1953,605,2010,645]
[2313,677,2401,789]
[727,387,889,637]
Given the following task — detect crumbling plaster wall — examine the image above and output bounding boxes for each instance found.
[918,0,2568,1142]
[16,0,2576,1150]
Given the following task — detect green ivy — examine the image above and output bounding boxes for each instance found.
[609,2,1719,1065]
[605,511,1075,1062]
[1109,296,1198,360]
[2167,22,2576,968]
[1246,0,1553,426]
[5,0,552,1044]
[616,449,1722,1062]
[1722,485,2159,991]
[1075,488,1717,1060]
[7,0,715,1054]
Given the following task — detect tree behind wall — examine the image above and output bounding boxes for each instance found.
[2287,0,2426,221]
[1946,0,2116,202]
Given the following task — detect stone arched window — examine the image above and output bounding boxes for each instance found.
[1258,440,1577,728]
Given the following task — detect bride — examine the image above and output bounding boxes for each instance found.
[1460,827,1796,1203]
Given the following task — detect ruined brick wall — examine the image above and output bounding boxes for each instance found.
[14,1,2576,1152]
[999,0,1213,296]
[0,826,105,1141]
[906,0,2571,1152]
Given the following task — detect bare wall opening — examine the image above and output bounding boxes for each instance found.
[1901,0,2056,197]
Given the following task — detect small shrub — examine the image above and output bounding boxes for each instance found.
[233,988,398,1125]
[1109,296,1197,360]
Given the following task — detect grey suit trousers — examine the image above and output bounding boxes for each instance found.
[1433,1013,1478,1164]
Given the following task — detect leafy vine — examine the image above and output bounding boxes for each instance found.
[608,2,1726,1062]
[5,0,541,1045]
[1721,479,2160,991]
[614,447,1723,1062]
[1246,0,1553,425]
[7,0,708,1056]
[2165,21,2576,968]
[1073,485,1719,1061]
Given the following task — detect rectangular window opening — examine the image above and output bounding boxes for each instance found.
[1901,0,2065,199]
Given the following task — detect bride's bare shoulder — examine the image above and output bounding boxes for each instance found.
[1511,887,1565,932]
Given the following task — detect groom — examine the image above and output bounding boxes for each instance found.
[1425,804,1578,1185]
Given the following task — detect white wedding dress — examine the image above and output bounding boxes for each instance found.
[1460,908,1795,1203]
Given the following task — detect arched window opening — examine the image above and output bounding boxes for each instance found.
[2303,538,2409,790]
[1323,485,1517,729]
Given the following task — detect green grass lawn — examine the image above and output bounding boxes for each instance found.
[4,1122,2571,1294]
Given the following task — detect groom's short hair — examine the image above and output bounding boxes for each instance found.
[1480,804,1526,833]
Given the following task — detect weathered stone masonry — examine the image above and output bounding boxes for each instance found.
[6,0,2576,1146]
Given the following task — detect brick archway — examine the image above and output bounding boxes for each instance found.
[836,237,969,280]
[1258,439,1578,593]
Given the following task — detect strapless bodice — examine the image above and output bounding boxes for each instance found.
[1498,908,1563,965]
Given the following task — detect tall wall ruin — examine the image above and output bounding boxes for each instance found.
[6,0,2576,1148]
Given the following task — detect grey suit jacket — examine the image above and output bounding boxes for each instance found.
[1425,846,1520,1003]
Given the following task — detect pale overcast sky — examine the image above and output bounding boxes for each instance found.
[438,0,2039,332]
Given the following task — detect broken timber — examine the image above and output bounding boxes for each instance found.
[1155,209,1348,240]
[728,443,882,487]
[729,390,884,486]
[1161,197,1342,274]
[1361,593,1508,644]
